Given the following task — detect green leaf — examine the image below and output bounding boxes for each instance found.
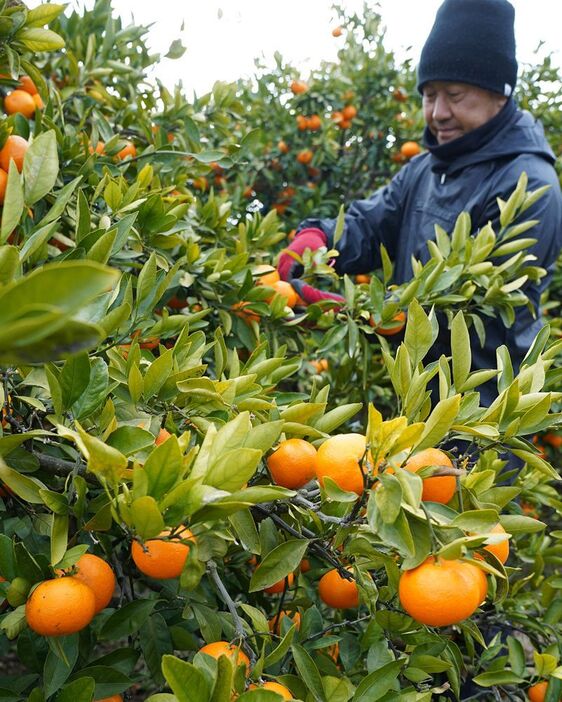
[249,539,308,592]
[414,395,461,452]
[352,660,402,701]
[161,655,209,702]
[60,352,91,410]
[0,456,45,503]
[130,496,165,540]
[106,426,155,456]
[205,448,262,492]
[374,474,402,524]
[23,130,59,204]
[50,513,69,566]
[0,244,19,284]
[472,670,524,687]
[55,677,95,702]
[25,4,65,28]
[58,422,127,484]
[264,622,297,667]
[451,312,471,390]
[291,643,327,702]
[144,349,174,399]
[404,300,435,366]
[99,600,157,641]
[0,160,24,243]
[144,435,183,499]
[16,27,65,51]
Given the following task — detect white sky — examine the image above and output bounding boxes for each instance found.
[33,0,562,96]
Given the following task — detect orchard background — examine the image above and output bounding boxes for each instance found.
[0,2,561,702]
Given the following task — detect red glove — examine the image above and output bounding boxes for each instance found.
[290,279,344,310]
[277,227,327,281]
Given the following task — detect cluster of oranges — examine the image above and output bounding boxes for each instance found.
[331,104,358,130]
[296,114,322,132]
[265,435,511,628]
[2,75,43,119]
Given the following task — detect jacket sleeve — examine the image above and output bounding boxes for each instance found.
[297,164,410,275]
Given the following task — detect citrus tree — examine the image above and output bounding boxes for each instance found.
[0,3,562,702]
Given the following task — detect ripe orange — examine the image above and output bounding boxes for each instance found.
[256,266,280,287]
[199,641,250,674]
[278,139,289,153]
[310,359,329,373]
[116,141,137,160]
[155,427,171,446]
[339,119,352,129]
[267,280,299,308]
[25,577,96,636]
[398,556,486,626]
[296,115,309,131]
[296,149,313,165]
[372,310,406,336]
[131,528,194,579]
[0,168,7,204]
[60,554,116,614]
[89,140,105,155]
[543,432,562,449]
[263,572,295,595]
[18,75,38,95]
[400,141,421,158]
[232,301,260,325]
[355,274,371,284]
[4,89,36,118]
[290,80,308,95]
[267,438,317,489]
[332,26,343,37]
[404,448,456,504]
[316,433,368,495]
[32,94,44,110]
[96,697,123,702]
[482,523,510,564]
[268,610,301,634]
[527,681,557,702]
[192,176,208,191]
[249,682,293,699]
[308,114,322,131]
[0,135,29,173]
[342,105,357,120]
[300,558,311,573]
[318,568,359,609]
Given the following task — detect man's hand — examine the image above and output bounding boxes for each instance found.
[290,279,344,309]
[277,227,327,281]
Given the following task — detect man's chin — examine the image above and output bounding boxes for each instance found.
[437,129,462,144]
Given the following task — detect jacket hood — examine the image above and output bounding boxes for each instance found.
[424,102,557,176]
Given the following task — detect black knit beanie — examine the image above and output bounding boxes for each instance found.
[417,0,518,97]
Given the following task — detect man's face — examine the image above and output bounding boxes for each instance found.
[422,81,507,144]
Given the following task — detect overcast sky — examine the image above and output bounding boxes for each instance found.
[35,0,562,96]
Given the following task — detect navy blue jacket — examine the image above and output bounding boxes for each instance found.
[300,102,562,403]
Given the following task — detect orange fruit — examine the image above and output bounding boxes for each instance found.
[4,89,36,118]
[331,111,343,124]
[300,558,311,573]
[527,681,558,702]
[316,433,368,495]
[0,135,29,173]
[296,149,313,165]
[89,140,105,155]
[290,80,308,94]
[96,697,123,702]
[192,176,208,191]
[392,88,408,102]
[355,274,371,284]
[543,432,562,449]
[318,568,359,609]
[32,94,44,110]
[155,427,171,446]
[267,438,317,489]
[263,572,295,595]
[278,140,289,153]
[342,105,357,120]
[116,141,137,160]
[296,115,309,131]
[372,310,406,336]
[310,359,329,373]
[308,114,322,131]
[268,610,301,634]
[232,301,260,325]
[332,26,343,37]
[398,556,485,626]
[256,267,281,287]
[267,280,299,308]
[59,554,116,614]
[482,523,510,564]
[249,682,293,699]
[131,528,194,579]
[199,641,250,674]
[400,141,421,158]
[18,75,38,95]
[25,577,96,636]
[404,448,456,504]
[0,168,7,204]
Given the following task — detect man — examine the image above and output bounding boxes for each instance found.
[278,0,562,405]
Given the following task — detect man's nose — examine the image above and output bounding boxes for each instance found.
[432,94,452,121]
